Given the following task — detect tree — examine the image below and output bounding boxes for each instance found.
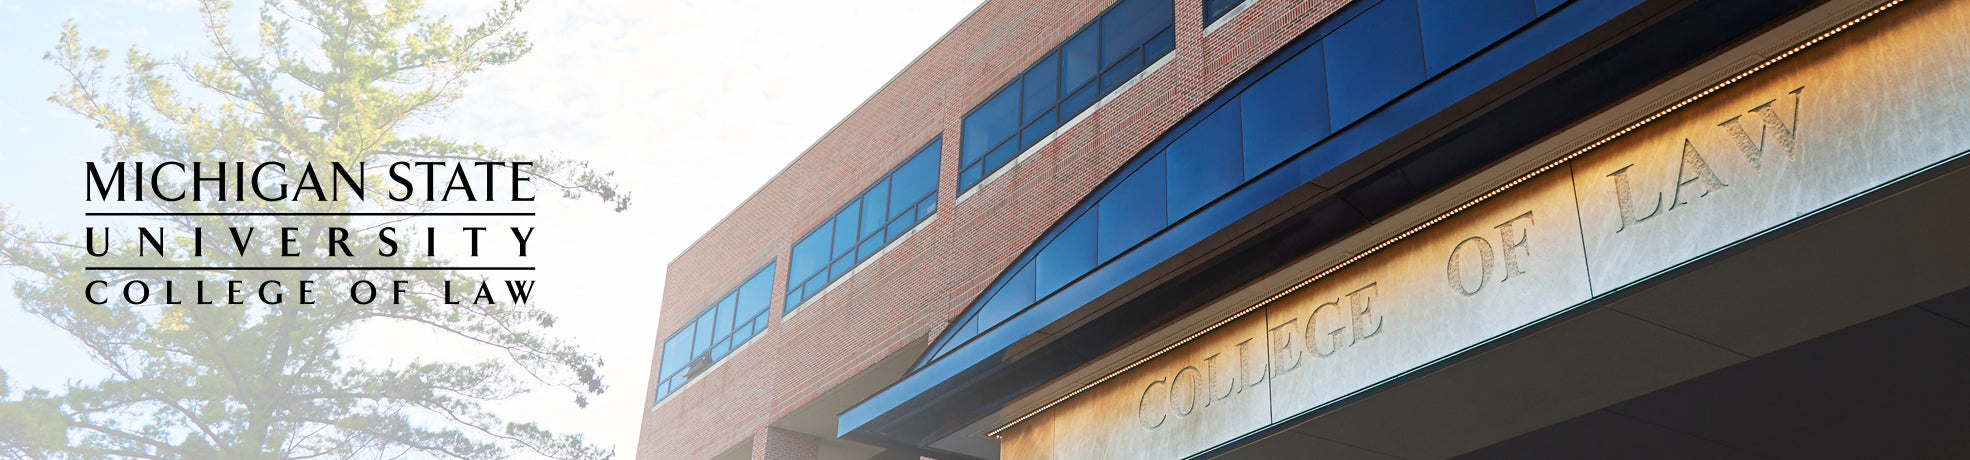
[0,0,627,458]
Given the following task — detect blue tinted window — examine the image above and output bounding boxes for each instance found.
[738,269,773,319]
[1061,84,1098,122]
[963,84,1022,163]
[891,143,939,216]
[979,268,1035,326]
[1418,0,1535,75]
[789,231,829,294]
[958,0,1175,194]
[1097,155,1167,262]
[1102,0,1172,68]
[1535,0,1567,15]
[1204,0,1243,25]
[656,263,775,403]
[833,205,859,258]
[785,139,942,309]
[860,179,889,237]
[1035,215,1096,297]
[1240,44,1329,178]
[661,330,692,381]
[1024,55,1060,123]
[1021,113,1056,151]
[1325,0,1425,127]
[1167,101,1244,218]
[1100,49,1143,94]
[1062,28,1100,89]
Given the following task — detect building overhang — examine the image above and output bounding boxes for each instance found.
[837,0,1836,457]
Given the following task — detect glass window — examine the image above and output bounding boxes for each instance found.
[891,142,940,214]
[655,263,775,403]
[1325,0,1425,127]
[1035,215,1096,297]
[978,268,1035,326]
[1024,55,1060,124]
[784,138,942,309]
[1167,101,1244,219]
[832,205,860,258]
[1240,44,1329,179]
[963,83,1021,164]
[1061,28,1101,90]
[1204,0,1243,25]
[1418,0,1535,75]
[1101,0,1172,69]
[860,179,889,238]
[789,228,830,291]
[957,0,1176,194]
[1096,155,1167,262]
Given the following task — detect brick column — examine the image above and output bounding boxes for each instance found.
[750,427,818,460]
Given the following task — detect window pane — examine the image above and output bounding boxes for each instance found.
[1100,48,1143,94]
[1021,113,1056,151]
[832,203,860,258]
[712,293,735,342]
[1325,0,1425,127]
[802,275,827,300]
[963,83,1022,164]
[1418,0,1535,75]
[1168,101,1244,218]
[829,257,856,283]
[860,179,889,237]
[692,316,713,358]
[960,164,984,192]
[891,142,939,216]
[1535,0,1567,15]
[1061,83,1098,121]
[1144,27,1174,63]
[1240,43,1329,179]
[1101,0,1173,69]
[1097,155,1168,262]
[983,139,1019,176]
[1062,27,1100,89]
[978,267,1035,327]
[1023,54,1060,124]
[738,265,773,319]
[1204,0,1242,25]
[790,227,831,288]
[661,326,694,378]
[1036,215,1095,297]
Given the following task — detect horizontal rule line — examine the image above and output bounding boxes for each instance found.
[84,267,536,271]
[84,212,536,217]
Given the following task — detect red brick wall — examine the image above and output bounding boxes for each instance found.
[639,0,1354,458]
[751,428,818,460]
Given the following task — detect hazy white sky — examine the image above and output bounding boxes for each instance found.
[0,0,984,454]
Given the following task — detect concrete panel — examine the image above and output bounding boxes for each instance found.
[1570,0,1970,294]
[1265,170,1592,424]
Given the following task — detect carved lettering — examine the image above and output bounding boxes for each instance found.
[1670,139,1727,209]
[1717,86,1804,171]
[1170,366,1202,417]
[1235,338,1266,393]
[1606,165,1663,232]
[1268,318,1303,377]
[1306,300,1349,357]
[1139,378,1168,430]
[1205,353,1234,405]
[1447,236,1495,296]
[1493,212,1535,283]
[1346,283,1382,340]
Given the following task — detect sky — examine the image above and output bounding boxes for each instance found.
[0,0,983,455]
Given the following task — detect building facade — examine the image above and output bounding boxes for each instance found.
[641,0,1970,459]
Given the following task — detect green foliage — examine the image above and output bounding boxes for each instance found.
[0,0,623,458]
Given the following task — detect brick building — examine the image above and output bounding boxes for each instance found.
[641,0,1970,459]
